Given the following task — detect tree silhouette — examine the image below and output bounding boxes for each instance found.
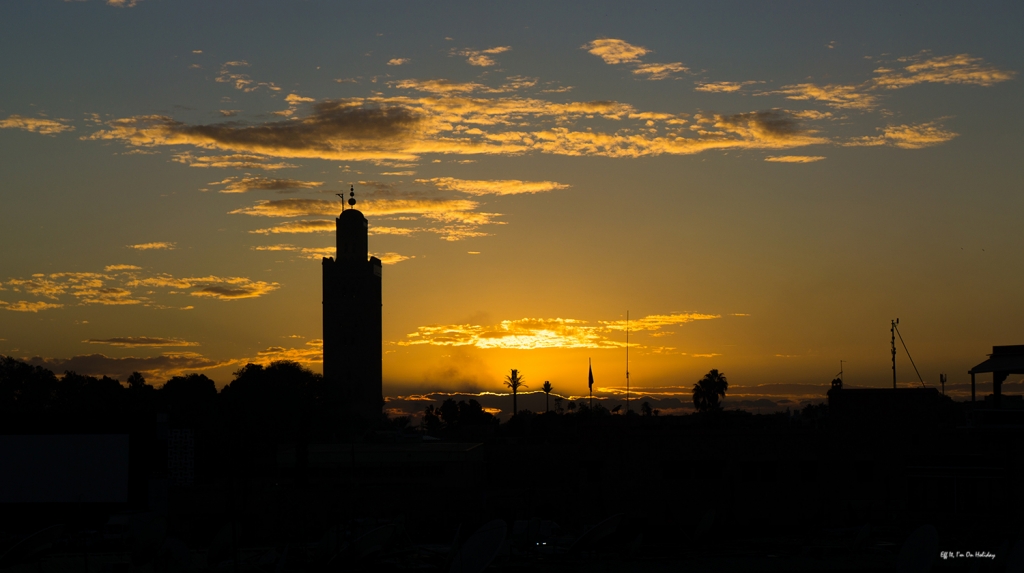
[692,369,728,413]
[220,361,323,442]
[542,380,553,413]
[162,372,218,428]
[0,356,58,417]
[439,397,460,427]
[422,404,442,432]
[641,401,653,417]
[126,371,147,390]
[503,369,526,417]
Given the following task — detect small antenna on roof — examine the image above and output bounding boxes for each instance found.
[348,185,356,208]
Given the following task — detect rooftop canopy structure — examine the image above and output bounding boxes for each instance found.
[969,345,1024,408]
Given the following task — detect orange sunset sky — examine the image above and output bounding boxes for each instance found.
[1,1,1022,413]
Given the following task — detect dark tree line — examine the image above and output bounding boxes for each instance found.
[0,355,372,442]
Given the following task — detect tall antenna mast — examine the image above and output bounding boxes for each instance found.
[839,360,845,384]
[626,310,630,414]
[891,318,898,389]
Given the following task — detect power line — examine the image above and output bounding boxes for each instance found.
[894,322,925,387]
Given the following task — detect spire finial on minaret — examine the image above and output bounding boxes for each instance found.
[348,185,356,207]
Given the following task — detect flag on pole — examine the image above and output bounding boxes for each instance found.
[588,358,594,391]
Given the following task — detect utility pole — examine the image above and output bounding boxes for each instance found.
[626,310,630,415]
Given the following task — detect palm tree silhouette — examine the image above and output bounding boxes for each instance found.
[692,369,728,413]
[542,380,553,413]
[504,369,527,417]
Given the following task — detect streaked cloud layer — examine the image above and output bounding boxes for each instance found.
[401,313,720,349]
[844,121,958,149]
[3,268,279,307]
[420,177,570,196]
[0,115,74,135]
[67,48,1008,173]
[209,176,323,193]
[84,337,199,347]
[26,352,230,384]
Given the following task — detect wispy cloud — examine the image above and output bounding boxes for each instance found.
[760,52,1012,112]
[89,94,828,162]
[239,197,501,241]
[104,264,142,271]
[253,244,302,252]
[371,226,419,236]
[599,313,721,332]
[0,115,74,135]
[0,300,64,312]
[208,176,323,193]
[172,152,298,170]
[190,280,278,300]
[419,177,570,196]
[231,197,482,218]
[763,83,879,110]
[844,121,958,149]
[4,268,280,307]
[128,242,175,250]
[129,274,279,300]
[89,103,424,162]
[582,38,649,64]
[765,155,826,163]
[252,243,410,263]
[632,62,688,80]
[582,38,684,80]
[695,81,762,93]
[253,244,316,260]
[74,287,142,306]
[387,58,410,66]
[374,252,413,265]
[455,46,510,67]
[392,76,538,95]
[84,336,199,347]
[872,52,1015,89]
[250,220,336,235]
[247,339,323,367]
[5,272,145,307]
[401,313,719,349]
[392,79,489,94]
[215,60,280,92]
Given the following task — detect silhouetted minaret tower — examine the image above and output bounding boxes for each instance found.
[322,186,382,423]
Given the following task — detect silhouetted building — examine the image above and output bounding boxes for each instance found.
[969,344,1024,408]
[322,192,382,422]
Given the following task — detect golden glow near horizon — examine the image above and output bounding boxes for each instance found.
[1,3,1022,411]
